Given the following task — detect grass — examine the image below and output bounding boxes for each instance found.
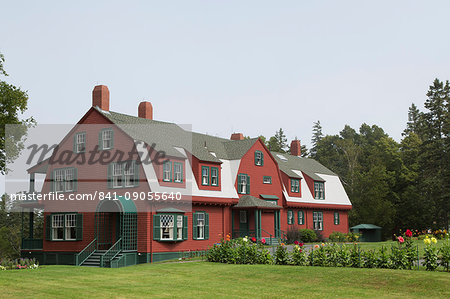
[0,261,449,298]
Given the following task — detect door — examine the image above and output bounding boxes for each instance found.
[239,210,249,237]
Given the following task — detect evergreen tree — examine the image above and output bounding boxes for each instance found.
[268,128,288,153]
[310,120,323,158]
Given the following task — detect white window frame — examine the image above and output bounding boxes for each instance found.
[124,161,135,187]
[52,214,64,240]
[160,214,174,240]
[112,162,123,188]
[65,214,77,240]
[291,179,299,193]
[102,129,113,150]
[54,169,65,192]
[240,175,247,194]
[314,182,325,199]
[202,167,209,185]
[163,161,171,182]
[288,210,293,224]
[210,167,218,186]
[75,132,86,153]
[298,211,304,225]
[174,163,182,183]
[176,215,183,240]
[255,151,263,166]
[313,211,323,231]
[196,212,205,240]
[263,176,272,184]
[334,212,339,225]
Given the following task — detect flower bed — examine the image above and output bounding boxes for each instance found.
[206,231,450,272]
[0,258,39,270]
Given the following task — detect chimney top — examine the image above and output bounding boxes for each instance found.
[290,139,301,156]
[138,101,153,120]
[231,133,244,141]
[92,85,110,111]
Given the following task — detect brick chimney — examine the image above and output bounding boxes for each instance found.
[290,139,301,156]
[92,85,110,111]
[230,133,244,140]
[138,101,153,120]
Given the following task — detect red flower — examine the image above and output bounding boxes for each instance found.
[251,237,256,242]
[405,229,412,238]
[261,238,266,244]
[299,242,304,247]
[294,240,299,245]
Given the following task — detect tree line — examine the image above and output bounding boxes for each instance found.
[262,79,449,238]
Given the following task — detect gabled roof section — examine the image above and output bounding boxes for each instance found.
[271,152,337,181]
[94,107,258,163]
[233,195,282,209]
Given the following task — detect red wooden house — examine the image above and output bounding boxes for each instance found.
[20,85,352,267]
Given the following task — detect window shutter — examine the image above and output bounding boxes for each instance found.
[180,163,184,183]
[110,129,114,149]
[183,215,188,240]
[237,174,242,193]
[338,213,340,224]
[76,213,83,240]
[246,175,250,194]
[205,213,209,240]
[173,217,178,240]
[73,168,78,191]
[261,153,264,166]
[107,163,113,189]
[153,214,161,241]
[46,215,51,241]
[73,134,77,153]
[98,131,103,150]
[192,212,198,240]
[133,161,139,187]
[254,151,257,165]
[297,211,300,224]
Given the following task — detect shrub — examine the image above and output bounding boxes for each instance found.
[329,231,346,242]
[438,239,450,272]
[291,244,307,266]
[361,250,377,268]
[298,229,317,243]
[346,232,360,242]
[423,236,438,271]
[0,257,38,270]
[286,227,302,244]
[308,244,327,267]
[314,230,325,242]
[274,244,289,265]
[377,246,391,269]
[349,244,361,268]
[335,244,351,267]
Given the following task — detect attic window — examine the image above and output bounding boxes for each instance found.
[276,154,288,161]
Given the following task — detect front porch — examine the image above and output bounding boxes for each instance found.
[231,195,284,244]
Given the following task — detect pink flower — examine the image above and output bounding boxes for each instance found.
[397,236,404,243]
[261,238,266,244]
[405,229,412,238]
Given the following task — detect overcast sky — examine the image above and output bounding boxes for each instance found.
[2,1,450,155]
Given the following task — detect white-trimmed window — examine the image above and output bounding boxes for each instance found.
[334,212,340,225]
[163,161,172,182]
[74,132,86,153]
[202,166,209,185]
[313,211,323,230]
[287,210,294,225]
[211,167,219,186]
[124,161,135,187]
[52,214,64,240]
[112,162,123,188]
[53,168,77,192]
[65,214,77,240]
[314,181,325,199]
[176,215,183,240]
[238,174,249,194]
[298,210,304,225]
[101,129,113,150]
[263,176,272,184]
[254,150,263,166]
[160,214,174,240]
[109,161,138,188]
[291,179,300,193]
[174,162,183,183]
[196,213,205,240]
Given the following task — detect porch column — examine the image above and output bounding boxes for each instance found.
[254,209,261,240]
[29,210,34,239]
[231,210,235,238]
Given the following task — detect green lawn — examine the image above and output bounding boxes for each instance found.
[1,262,449,298]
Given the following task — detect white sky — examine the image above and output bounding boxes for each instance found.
[2,0,450,193]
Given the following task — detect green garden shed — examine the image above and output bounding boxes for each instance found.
[350,224,382,242]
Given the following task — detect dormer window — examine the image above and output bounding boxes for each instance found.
[202,166,209,185]
[163,161,172,182]
[254,151,264,166]
[314,182,325,199]
[290,179,300,193]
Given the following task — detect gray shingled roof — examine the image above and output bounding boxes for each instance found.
[233,195,282,209]
[271,151,336,181]
[95,107,257,163]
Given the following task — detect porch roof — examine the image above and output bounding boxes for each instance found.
[233,195,282,209]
